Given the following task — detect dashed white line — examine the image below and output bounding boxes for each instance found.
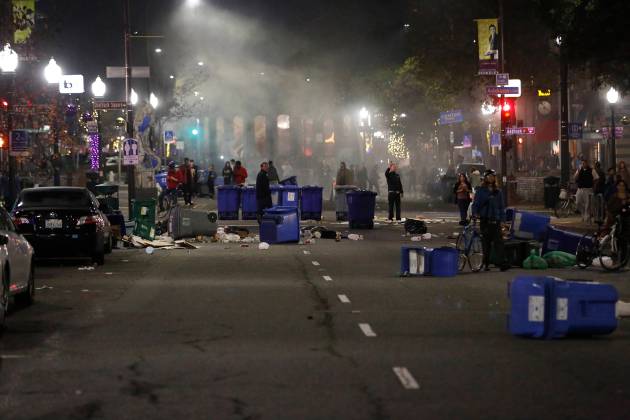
[338,294,351,303]
[322,275,333,282]
[303,250,311,255]
[312,261,320,266]
[358,323,377,337]
[0,354,29,359]
[393,367,420,389]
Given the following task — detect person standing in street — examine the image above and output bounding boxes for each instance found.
[385,162,403,222]
[357,165,368,189]
[179,158,194,206]
[222,161,233,186]
[190,159,200,197]
[51,153,62,186]
[574,159,599,223]
[233,161,248,185]
[472,169,509,272]
[469,169,482,192]
[267,160,280,184]
[617,161,630,185]
[336,162,353,186]
[159,161,180,211]
[256,161,272,224]
[454,173,472,225]
[207,164,216,199]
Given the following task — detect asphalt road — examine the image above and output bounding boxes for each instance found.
[1,211,629,419]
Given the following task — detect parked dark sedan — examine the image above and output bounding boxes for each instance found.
[11,187,113,265]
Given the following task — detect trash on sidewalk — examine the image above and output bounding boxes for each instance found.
[122,234,197,250]
[146,247,155,254]
[522,250,548,269]
[404,218,427,235]
[259,242,270,250]
[348,233,364,241]
[78,266,95,271]
[543,251,576,268]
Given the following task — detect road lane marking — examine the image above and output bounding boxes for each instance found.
[323,275,333,282]
[338,294,351,303]
[393,367,420,389]
[303,250,311,255]
[0,354,29,359]
[359,323,377,337]
[312,261,320,266]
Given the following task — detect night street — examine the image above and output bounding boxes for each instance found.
[1,212,629,420]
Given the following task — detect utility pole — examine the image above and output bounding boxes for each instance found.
[610,105,616,168]
[559,39,570,186]
[499,0,508,202]
[123,0,136,216]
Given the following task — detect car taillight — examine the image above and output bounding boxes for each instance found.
[13,217,30,225]
[77,215,100,226]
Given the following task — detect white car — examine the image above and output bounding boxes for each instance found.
[0,207,35,330]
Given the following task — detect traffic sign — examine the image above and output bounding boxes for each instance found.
[122,138,140,165]
[506,127,535,135]
[94,101,126,110]
[10,130,32,157]
[496,73,509,85]
[487,86,519,95]
[568,123,583,140]
[602,126,624,139]
[164,130,175,144]
[439,110,464,125]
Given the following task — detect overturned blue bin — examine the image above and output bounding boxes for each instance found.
[508,276,618,339]
[400,246,459,277]
[278,185,300,208]
[301,186,323,220]
[542,225,592,255]
[240,186,258,220]
[260,206,300,244]
[347,190,377,229]
[510,210,550,241]
[217,185,241,220]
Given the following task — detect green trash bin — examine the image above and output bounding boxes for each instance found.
[132,199,156,240]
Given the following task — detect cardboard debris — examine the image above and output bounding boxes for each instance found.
[122,235,197,250]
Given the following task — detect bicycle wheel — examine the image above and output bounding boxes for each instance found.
[554,200,568,218]
[455,231,468,271]
[468,235,484,272]
[598,235,628,272]
[576,234,596,269]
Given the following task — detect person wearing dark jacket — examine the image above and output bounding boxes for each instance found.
[256,162,272,224]
[454,173,472,225]
[385,162,403,221]
[222,161,233,185]
[267,161,280,184]
[207,164,216,199]
[472,169,509,272]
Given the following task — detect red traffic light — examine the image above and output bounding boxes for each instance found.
[0,99,8,109]
[502,103,511,112]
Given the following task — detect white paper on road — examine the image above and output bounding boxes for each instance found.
[393,367,420,389]
[323,275,333,281]
[303,250,311,255]
[359,323,377,337]
[338,294,350,303]
[312,261,320,266]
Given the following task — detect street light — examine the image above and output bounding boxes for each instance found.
[130,88,138,105]
[481,102,497,116]
[359,107,369,120]
[150,92,159,109]
[0,44,18,73]
[186,0,201,7]
[154,48,162,53]
[44,57,62,84]
[607,87,620,166]
[91,76,106,97]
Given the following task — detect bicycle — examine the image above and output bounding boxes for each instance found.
[456,219,484,272]
[576,214,630,271]
[554,188,577,218]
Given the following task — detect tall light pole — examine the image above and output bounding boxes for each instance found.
[0,43,18,207]
[556,35,570,187]
[607,87,620,167]
[44,57,64,161]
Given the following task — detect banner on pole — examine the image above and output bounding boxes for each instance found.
[13,0,35,44]
[476,18,499,75]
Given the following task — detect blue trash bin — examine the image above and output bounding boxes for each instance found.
[217,185,241,220]
[280,176,297,186]
[300,186,323,220]
[430,247,460,277]
[542,225,592,255]
[156,172,167,190]
[260,206,300,244]
[240,186,258,220]
[508,276,618,339]
[270,184,282,206]
[510,210,550,241]
[347,190,377,229]
[278,185,300,208]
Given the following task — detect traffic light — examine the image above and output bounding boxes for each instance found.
[0,98,8,110]
[501,98,516,128]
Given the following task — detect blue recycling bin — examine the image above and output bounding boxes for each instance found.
[260,206,300,244]
[217,185,241,220]
[240,186,258,220]
[508,276,618,339]
[300,186,323,220]
[542,225,592,255]
[430,247,460,277]
[270,184,282,206]
[156,171,167,190]
[279,176,298,186]
[278,185,300,208]
[347,190,377,229]
[510,210,550,241]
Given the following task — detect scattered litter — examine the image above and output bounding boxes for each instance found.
[81,289,90,293]
[146,247,155,255]
[35,285,53,291]
[422,233,432,240]
[348,234,364,241]
[313,231,322,239]
[259,242,270,250]
[411,236,422,242]
[122,259,129,262]
[78,266,95,271]
[105,272,113,275]
[174,240,199,249]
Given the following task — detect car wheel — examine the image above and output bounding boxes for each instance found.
[0,270,9,330]
[15,263,34,306]
[93,249,105,266]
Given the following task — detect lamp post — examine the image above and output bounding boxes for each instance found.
[0,43,18,207]
[91,76,107,176]
[607,87,620,168]
[43,57,64,163]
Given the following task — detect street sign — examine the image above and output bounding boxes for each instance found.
[94,101,127,110]
[463,134,472,147]
[490,132,501,147]
[568,123,583,140]
[10,130,32,157]
[496,73,509,85]
[87,121,98,134]
[10,104,50,114]
[439,110,464,125]
[164,130,175,144]
[59,75,85,94]
[106,66,151,78]
[506,127,535,135]
[122,138,140,165]
[602,126,624,139]
[487,86,519,95]
[504,79,521,98]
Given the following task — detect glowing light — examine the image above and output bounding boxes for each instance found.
[607,87,620,104]
[91,76,106,97]
[277,115,290,130]
[192,128,199,136]
[197,61,204,66]
[150,92,159,109]
[169,75,174,79]
[44,58,63,84]
[155,48,162,53]
[0,43,19,73]
[130,88,138,105]
[481,102,497,115]
[359,107,369,120]
[502,103,511,112]
[388,132,409,159]
[186,0,201,7]
[400,113,407,118]
[88,133,100,170]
